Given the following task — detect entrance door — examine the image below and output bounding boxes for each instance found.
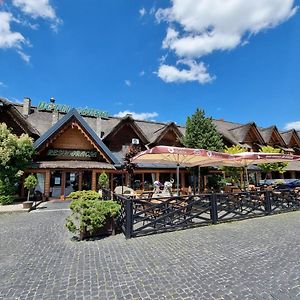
[82,171,92,190]
[50,171,62,198]
[64,172,79,196]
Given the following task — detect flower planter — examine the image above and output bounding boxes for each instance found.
[79,217,116,240]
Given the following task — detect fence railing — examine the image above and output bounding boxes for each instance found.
[114,189,300,238]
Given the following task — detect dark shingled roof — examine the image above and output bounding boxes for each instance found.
[281,130,293,145]
[258,125,286,146]
[258,126,275,143]
[0,98,40,137]
[6,100,300,155]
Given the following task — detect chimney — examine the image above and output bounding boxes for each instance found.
[23,97,31,116]
[96,117,102,138]
[52,111,59,125]
[50,97,59,125]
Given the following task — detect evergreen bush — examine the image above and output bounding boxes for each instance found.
[24,174,38,202]
[66,190,101,201]
[98,172,109,189]
[0,195,14,205]
[65,199,121,237]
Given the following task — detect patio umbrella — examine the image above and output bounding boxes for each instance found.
[210,152,296,188]
[131,145,236,195]
[184,151,297,189]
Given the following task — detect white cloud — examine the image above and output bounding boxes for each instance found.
[0,12,25,49]
[284,121,300,131]
[125,80,131,87]
[139,7,146,17]
[17,50,30,63]
[156,0,298,84]
[158,59,215,84]
[0,0,60,62]
[114,110,159,121]
[0,81,7,87]
[12,0,62,31]
[12,0,57,20]
[139,70,145,76]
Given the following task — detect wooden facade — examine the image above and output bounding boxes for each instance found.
[2,97,300,199]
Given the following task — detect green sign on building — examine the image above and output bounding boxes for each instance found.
[37,101,108,118]
[47,149,98,158]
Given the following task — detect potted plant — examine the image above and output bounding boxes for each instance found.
[23,174,38,209]
[65,195,121,240]
[98,172,110,200]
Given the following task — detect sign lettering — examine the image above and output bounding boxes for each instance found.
[47,149,98,158]
[37,101,108,118]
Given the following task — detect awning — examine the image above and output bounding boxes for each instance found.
[283,161,300,171]
[30,161,116,170]
[277,146,294,153]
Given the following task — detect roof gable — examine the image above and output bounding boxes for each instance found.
[150,122,183,146]
[103,115,149,145]
[33,109,119,164]
[281,129,300,148]
[259,126,286,146]
[0,98,39,137]
[229,122,265,145]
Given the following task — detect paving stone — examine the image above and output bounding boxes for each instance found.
[1,202,300,299]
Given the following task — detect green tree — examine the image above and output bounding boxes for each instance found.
[98,172,109,189]
[183,108,224,192]
[183,108,224,151]
[0,123,34,204]
[222,145,247,187]
[24,174,38,202]
[258,146,288,180]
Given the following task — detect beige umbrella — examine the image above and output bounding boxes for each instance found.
[190,151,291,191]
[131,145,236,194]
[233,152,297,187]
[200,152,297,187]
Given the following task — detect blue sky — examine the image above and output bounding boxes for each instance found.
[0,0,300,130]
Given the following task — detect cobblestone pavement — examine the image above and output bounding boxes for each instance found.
[1,201,300,300]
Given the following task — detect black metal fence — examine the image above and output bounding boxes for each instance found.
[114,189,300,238]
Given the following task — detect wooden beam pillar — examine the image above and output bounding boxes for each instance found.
[61,172,66,200]
[92,170,97,191]
[141,173,145,190]
[78,172,83,191]
[256,172,262,185]
[155,172,160,182]
[110,173,114,191]
[125,173,129,187]
[45,170,51,197]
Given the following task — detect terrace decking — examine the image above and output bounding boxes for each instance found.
[115,189,300,238]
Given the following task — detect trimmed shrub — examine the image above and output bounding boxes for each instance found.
[65,199,121,236]
[66,190,101,201]
[98,172,109,189]
[24,174,38,201]
[0,195,14,205]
